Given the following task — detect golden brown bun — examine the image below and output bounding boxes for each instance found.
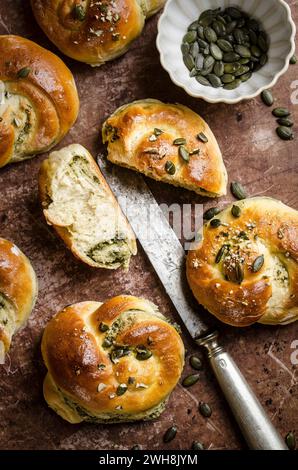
[39,144,137,270]
[186,197,298,327]
[31,1,166,66]
[102,99,227,197]
[0,35,79,168]
[0,238,38,357]
[41,296,184,423]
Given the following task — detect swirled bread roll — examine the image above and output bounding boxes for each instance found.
[102,99,227,197]
[41,296,184,423]
[0,238,38,358]
[31,1,166,66]
[187,197,298,327]
[0,35,79,168]
[39,144,137,269]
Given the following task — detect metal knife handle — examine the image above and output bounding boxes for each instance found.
[197,331,288,450]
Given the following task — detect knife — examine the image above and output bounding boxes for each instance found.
[98,156,287,450]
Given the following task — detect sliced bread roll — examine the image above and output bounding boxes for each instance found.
[39,144,137,270]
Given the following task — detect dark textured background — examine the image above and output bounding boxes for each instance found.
[0,0,297,450]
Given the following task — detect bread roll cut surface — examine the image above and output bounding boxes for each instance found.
[102,99,227,197]
[39,144,137,269]
[31,1,166,66]
[187,197,298,327]
[41,296,184,423]
[0,238,38,357]
[0,35,79,167]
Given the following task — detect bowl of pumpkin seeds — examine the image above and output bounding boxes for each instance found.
[157,0,296,103]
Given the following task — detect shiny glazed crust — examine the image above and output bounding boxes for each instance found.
[41,296,184,423]
[0,238,38,354]
[0,35,79,167]
[31,1,166,66]
[102,99,227,197]
[186,197,298,327]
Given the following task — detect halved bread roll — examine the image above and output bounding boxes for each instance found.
[102,99,227,197]
[39,144,137,270]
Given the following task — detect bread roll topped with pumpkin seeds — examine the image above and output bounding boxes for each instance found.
[187,197,298,326]
[41,296,184,423]
[31,0,166,66]
[102,99,227,197]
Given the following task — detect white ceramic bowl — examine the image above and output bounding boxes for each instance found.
[156,0,296,103]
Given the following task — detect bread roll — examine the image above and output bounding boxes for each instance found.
[0,238,38,359]
[186,197,298,327]
[39,144,137,269]
[102,99,227,197]
[41,295,184,423]
[0,35,79,168]
[31,1,166,66]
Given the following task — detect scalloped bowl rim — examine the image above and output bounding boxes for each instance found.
[156,0,296,104]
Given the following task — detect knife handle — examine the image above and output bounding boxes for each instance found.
[196,331,287,450]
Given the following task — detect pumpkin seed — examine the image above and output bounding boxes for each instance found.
[116,384,127,396]
[261,90,274,106]
[231,181,247,200]
[258,32,269,52]
[223,79,241,90]
[196,53,204,70]
[197,25,205,40]
[285,431,296,450]
[154,128,163,136]
[183,53,195,70]
[210,218,221,228]
[203,55,215,70]
[276,126,294,141]
[214,61,224,77]
[249,29,258,45]
[231,205,241,218]
[199,402,212,417]
[240,72,252,82]
[163,426,177,443]
[207,73,222,88]
[217,39,233,52]
[210,43,223,61]
[182,374,200,387]
[173,138,186,146]
[179,145,190,162]
[252,255,264,273]
[73,4,86,21]
[260,54,268,66]
[201,63,214,76]
[204,27,217,43]
[239,57,250,65]
[235,65,250,76]
[17,67,31,78]
[251,45,261,57]
[203,207,221,220]
[197,38,208,49]
[225,20,238,35]
[188,21,199,31]
[165,161,176,175]
[235,45,251,58]
[183,31,197,44]
[197,132,208,143]
[224,62,240,73]
[212,21,226,37]
[99,322,109,332]
[233,28,245,45]
[223,52,241,62]
[247,19,260,32]
[276,117,293,127]
[190,42,200,58]
[225,7,243,19]
[192,441,205,450]
[290,55,297,65]
[136,347,152,360]
[235,262,244,284]
[272,108,290,118]
[196,75,210,86]
[216,15,227,25]
[181,43,190,55]
[215,244,229,264]
[102,338,112,348]
[189,68,198,77]
[189,355,203,370]
[222,73,235,84]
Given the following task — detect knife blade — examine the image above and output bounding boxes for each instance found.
[97,155,287,451]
